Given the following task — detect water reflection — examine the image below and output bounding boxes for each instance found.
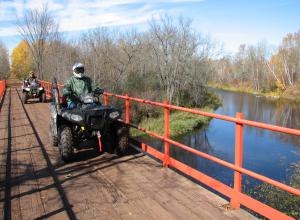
[213,89,300,148]
[139,89,300,189]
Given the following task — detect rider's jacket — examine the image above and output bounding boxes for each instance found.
[25,77,38,86]
[62,76,96,104]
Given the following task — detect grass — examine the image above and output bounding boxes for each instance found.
[130,107,212,138]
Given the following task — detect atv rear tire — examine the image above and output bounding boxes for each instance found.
[115,126,129,156]
[58,125,73,162]
[22,93,28,104]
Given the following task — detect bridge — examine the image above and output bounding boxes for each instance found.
[0,78,299,220]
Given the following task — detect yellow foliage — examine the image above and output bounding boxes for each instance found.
[275,81,285,91]
[11,40,32,79]
[270,53,284,77]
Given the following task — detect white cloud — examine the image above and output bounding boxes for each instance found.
[57,0,166,32]
[0,0,203,34]
[0,1,23,21]
[0,26,19,37]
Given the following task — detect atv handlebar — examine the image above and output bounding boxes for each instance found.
[93,87,104,95]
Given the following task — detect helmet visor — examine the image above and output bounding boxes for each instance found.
[74,67,84,74]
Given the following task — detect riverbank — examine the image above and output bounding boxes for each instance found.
[208,82,284,99]
[131,107,212,138]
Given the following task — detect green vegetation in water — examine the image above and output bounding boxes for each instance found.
[130,107,212,138]
[247,162,300,219]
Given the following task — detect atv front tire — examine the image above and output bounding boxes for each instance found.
[58,125,73,162]
[50,122,58,146]
[22,93,28,104]
[40,92,46,103]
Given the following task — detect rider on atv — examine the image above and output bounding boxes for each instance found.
[22,71,46,104]
[62,63,102,108]
[25,71,38,85]
[50,63,128,161]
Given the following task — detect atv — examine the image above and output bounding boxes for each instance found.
[22,79,46,104]
[49,78,129,162]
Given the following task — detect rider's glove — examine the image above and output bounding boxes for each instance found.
[63,90,72,97]
[94,87,104,95]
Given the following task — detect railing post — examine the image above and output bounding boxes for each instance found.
[58,84,63,103]
[50,82,53,99]
[125,94,130,124]
[0,81,3,105]
[47,83,50,97]
[104,93,108,106]
[231,112,244,209]
[163,100,170,167]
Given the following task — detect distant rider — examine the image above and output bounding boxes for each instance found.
[62,63,102,109]
[25,71,38,86]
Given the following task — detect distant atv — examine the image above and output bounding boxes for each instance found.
[22,79,46,104]
[49,78,129,162]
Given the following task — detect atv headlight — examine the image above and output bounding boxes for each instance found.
[38,87,44,91]
[71,114,83,122]
[25,87,30,91]
[109,111,120,119]
[83,97,93,104]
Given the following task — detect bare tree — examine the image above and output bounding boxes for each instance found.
[149,15,195,103]
[17,3,59,79]
[79,28,147,93]
[244,43,269,91]
[43,38,79,81]
[0,42,10,79]
[148,15,215,104]
[211,42,272,92]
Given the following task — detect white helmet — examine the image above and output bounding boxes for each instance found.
[72,62,84,78]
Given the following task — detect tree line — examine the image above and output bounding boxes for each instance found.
[7,5,218,107]
[0,42,9,80]
[212,32,300,93]
[1,5,299,105]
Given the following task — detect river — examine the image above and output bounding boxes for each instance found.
[140,89,300,199]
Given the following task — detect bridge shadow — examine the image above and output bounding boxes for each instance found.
[0,135,146,190]
[3,88,11,220]
[0,145,145,219]
[2,88,166,220]
[0,88,6,111]
[5,89,144,219]
[56,136,140,164]
[0,150,144,196]
[53,138,142,179]
[0,133,35,141]
[22,96,52,104]
[15,89,77,220]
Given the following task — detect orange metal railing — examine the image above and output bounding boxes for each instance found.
[41,80,299,220]
[0,80,6,108]
[40,80,65,102]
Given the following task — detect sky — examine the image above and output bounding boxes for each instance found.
[0,0,299,55]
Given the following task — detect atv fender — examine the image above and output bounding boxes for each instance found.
[49,104,59,144]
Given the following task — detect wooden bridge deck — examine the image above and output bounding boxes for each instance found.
[0,87,257,219]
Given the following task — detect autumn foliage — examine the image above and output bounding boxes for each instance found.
[11,40,33,79]
[268,32,300,90]
[211,30,300,94]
